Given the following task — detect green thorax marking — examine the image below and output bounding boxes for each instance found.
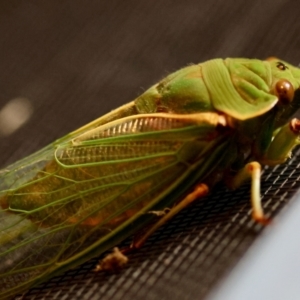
[202,58,277,120]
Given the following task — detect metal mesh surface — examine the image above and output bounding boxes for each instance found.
[0,1,299,299]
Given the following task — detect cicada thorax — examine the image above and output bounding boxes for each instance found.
[134,58,300,124]
[134,64,216,115]
[133,59,273,118]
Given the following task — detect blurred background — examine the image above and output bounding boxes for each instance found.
[0,1,300,299]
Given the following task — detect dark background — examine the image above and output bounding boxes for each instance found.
[0,1,300,299]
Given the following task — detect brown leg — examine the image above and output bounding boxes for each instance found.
[132,183,209,249]
[95,183,209,272]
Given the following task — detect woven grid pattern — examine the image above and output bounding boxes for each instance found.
[0,1,299,299]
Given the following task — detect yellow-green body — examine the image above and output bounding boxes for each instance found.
[1,57,300,299]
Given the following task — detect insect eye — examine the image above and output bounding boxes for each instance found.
[276,62,288,71]
[275,79,294,104]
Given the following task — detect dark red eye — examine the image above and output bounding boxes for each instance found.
[276,62,288,71]
[275,79,294,103]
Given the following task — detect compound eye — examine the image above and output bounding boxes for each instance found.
[276,61,288,71]
[275,79,294,104]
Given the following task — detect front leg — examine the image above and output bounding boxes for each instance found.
[262,118,300,165]
[228,162,269,224]
[228,118,300,224]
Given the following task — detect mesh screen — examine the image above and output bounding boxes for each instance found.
[0,0,299,299]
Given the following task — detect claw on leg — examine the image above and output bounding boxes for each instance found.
[94,247,128,272]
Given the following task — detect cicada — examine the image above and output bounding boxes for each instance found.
[1,58,300,299]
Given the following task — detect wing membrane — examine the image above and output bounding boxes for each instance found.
[0,113,231,298]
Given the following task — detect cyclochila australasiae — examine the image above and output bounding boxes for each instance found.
[1,57,300,299]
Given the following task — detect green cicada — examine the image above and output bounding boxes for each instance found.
[1,57,300,299]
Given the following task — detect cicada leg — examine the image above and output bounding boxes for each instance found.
[226,118,300,225]
[132,183,209,249]
[262,118,300,165]
[94,247,129,272]
[228,162,270,225]
[94,184,209,272]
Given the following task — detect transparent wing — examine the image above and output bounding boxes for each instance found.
[0,112,232,298]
